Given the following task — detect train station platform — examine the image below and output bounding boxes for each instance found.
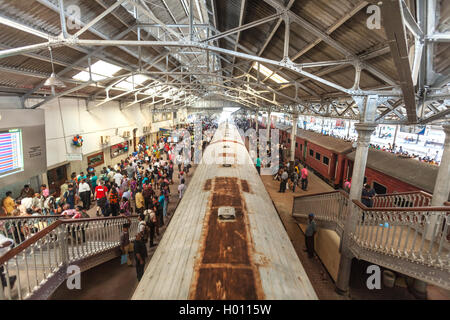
[50,164,198,300]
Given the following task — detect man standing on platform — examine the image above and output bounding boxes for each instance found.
[301,166,309,191]
[304,213,317,258]
[255,154,261,175]
[279,169,288,193]
[134,232,147,281]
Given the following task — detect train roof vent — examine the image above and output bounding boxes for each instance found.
[218,207,236,221]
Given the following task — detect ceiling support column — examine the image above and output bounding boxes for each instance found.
[336,122,377,295]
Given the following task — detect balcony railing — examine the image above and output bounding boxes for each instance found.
[0,215,63,248]
[0,215,139,300]
[372,191,432,208]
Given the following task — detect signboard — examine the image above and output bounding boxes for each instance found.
[66,153,83,161]
[87,152,104,167]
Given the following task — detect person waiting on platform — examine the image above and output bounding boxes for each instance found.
[290,169,299,193]
[301,166,309,191]
[361,183,376,208]
[343,178,352,193]
[278,169,289,193]
[304,213,317,258]
[120,224,133,267]
[255,153,261,175]
[134,232,147,282]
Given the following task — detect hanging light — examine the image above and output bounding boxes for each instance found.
[44,47,66,89]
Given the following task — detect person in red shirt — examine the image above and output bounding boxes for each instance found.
[94,181,108,217]
[301,166,308,191]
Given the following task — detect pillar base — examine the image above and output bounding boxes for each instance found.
[335,286,350,296]
[407,279,428,300]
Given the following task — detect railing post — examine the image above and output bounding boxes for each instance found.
[58,225,69,269]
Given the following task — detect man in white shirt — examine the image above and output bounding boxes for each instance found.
[78,179,91,210]
[108,169,115,183]
[113,171,123,186]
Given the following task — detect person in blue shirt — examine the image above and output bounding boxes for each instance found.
[255,154,261,175]
[90,172,98,190]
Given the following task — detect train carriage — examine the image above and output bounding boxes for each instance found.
[276,123,440,196]
[132,122,317,300]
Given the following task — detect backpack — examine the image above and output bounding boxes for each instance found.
[139,220,149,240]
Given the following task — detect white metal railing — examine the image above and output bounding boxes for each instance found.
[0,215,139,300]
[351,201,450,268]
[292,190,349,231]
[372,191,432,208]
[0,215,62,248]
[292,191,450,288]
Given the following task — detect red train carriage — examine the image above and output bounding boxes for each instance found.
[275,124,440,196]
[344,149,438,195]
[282,127,352,188]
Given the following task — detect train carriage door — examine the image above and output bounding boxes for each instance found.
[303,141,307,160]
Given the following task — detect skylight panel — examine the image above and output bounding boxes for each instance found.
[252,62,288,84]
[73,71,106,82]
[91,60,122,76]
[73,60,122,82]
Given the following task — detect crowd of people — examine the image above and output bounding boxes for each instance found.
[1,117,220,285]
[368,143,441,165]
[274,161,309,194]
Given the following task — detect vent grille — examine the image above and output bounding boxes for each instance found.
[218,207,236,221]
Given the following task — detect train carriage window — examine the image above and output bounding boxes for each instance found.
[309,149,314,157]
[373,181,387,195]
[315,152,321,161]
[323,156,329,165]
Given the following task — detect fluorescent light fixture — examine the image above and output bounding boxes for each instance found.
[252,63,288,84]
[73,60,122,82]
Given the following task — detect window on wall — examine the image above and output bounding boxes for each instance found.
[299,144,302,151]
[315,152,321,161]
[323,156,329,165]
[309,149,314,157]
[288,138,291,144]
[295,142,298,147]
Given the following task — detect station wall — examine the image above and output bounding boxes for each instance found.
[0,96,188,189]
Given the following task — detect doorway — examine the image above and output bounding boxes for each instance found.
[47,164,68,196]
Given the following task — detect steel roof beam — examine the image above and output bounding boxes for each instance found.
[381,0,418,123]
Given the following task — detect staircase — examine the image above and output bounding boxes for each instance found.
[293,191,450,290]
[0,215,139,300]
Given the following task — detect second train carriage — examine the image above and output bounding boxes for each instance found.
[275,124,439,196]
[132,121,317,300]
